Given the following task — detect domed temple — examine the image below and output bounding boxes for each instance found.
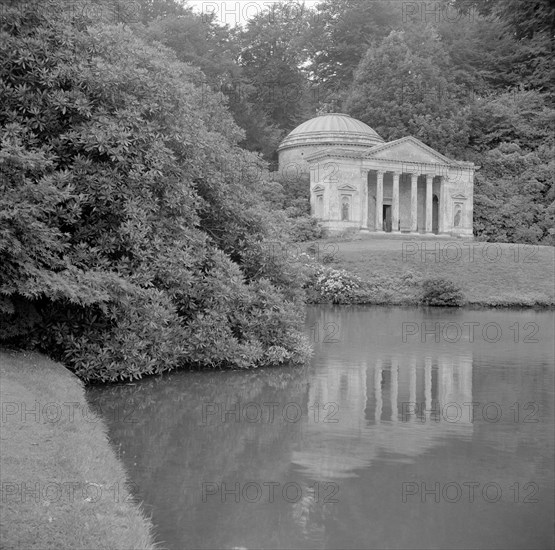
[277,113,476,237]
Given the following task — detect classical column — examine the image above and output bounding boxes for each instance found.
[425,174,433,233]
[392,172,400,233]
[438,176,446,234]
[375,170,384,232]
[360,168,369,230]
[409,173,418,233]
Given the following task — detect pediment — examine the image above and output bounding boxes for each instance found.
[364,136,454,166]
[451,193,468,200]
[312,184,325,193]
[337,183,357,192]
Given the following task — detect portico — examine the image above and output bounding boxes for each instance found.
[306,136,475,237]
[360,168,444,234]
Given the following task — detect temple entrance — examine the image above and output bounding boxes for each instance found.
[383,205,392,232]
[432,195,439,234]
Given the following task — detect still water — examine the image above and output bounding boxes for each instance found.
[87,307,555,550]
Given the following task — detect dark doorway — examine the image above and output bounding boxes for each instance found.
[383,205,392,232]
[432,195,439,234]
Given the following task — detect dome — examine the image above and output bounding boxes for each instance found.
[278,113,385,152]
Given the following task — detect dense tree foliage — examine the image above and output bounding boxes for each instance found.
[345,26,472,158]
[0,1,311,380]
[236,2,316,165]
[302,0,397,101]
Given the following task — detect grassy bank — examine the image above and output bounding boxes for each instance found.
[305,236,555,307]
[0,350,157,550]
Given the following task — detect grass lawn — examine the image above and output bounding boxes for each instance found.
[0,350,157,550]
[307,236,555,307]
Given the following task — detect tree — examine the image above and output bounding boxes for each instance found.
[470,90,555,243]
[239,1,314,133]
[137,11,282,160]
[345,27,472,157]
[302,0,397,105]
[450,0,555,97]
[0,1,311,380]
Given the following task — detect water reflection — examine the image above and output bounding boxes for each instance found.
[294,352,474,480]
[87,306,554,550]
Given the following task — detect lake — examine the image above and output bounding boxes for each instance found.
[87,306,554,550]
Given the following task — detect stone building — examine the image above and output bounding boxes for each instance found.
[277,113,476,237]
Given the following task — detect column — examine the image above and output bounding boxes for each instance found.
[360,168,369,229]
[410,173,418,233]
[425,174,433,233]
[392,172,400,233]
[438,176,445,234]
[375,170,384,232]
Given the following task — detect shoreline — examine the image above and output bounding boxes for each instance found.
[302,236,555,308]
[0,350,158,550]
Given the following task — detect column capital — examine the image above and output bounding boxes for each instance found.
[360,167,370,176]
[375,169,386,176]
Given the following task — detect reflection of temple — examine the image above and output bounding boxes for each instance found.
[293,354,473,479]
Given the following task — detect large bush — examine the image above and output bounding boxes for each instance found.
[309,266,364,304]
[0,2,311,381]
[421,278,464,307]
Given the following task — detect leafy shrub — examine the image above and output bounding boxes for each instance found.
[0,3,311,381]
[421,278,464,307]
[309,266,364,304]
[288,216,324,242]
